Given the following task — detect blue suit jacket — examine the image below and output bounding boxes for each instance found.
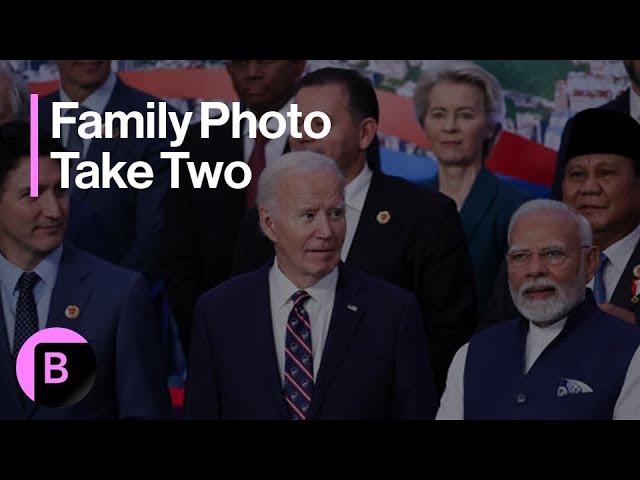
[428,169,530,314]
[184,262,437,419]
[0,243,172,419]
[39,77,173,276]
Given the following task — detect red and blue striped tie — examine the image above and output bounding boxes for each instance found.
[283,290,314,420]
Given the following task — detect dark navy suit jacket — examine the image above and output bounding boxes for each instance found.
[39,76,173,276]
[184,262,437,420]
[0,243,172,419]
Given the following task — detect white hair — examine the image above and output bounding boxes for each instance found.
[0,65,30,122]
[256,151,345,213]
[508,199,593,248]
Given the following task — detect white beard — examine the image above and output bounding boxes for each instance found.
[510,265,587,325]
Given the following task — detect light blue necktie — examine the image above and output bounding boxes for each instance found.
[593,253,609,304]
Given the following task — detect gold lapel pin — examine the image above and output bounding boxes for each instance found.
[632,296,640,304]
[376,210,391,225]
[65,305,80,319]
[347,304,358,312]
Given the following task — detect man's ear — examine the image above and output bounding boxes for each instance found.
[291,60,307,80]
[259,205,278,244]
[358,118,378,151]
[585,245,600,283]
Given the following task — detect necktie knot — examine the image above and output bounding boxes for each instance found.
[17,271,40,294]
[291,290,311,307]
[254,131,269,146]
[598,253,609,271]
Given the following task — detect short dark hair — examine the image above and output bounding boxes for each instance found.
[295,67,380,124]
[0,121,64,190]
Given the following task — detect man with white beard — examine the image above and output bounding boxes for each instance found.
[437,199,640,419]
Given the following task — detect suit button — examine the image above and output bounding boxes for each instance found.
[516,393,527,404]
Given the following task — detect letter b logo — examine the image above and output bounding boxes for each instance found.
[44,352,68,384]
[16,328,96,408]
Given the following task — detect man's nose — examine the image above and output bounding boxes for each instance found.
[525,252,548,278]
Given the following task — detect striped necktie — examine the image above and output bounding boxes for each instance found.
[283,290,314,420]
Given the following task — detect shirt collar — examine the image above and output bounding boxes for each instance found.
[0,244,63,293]
[270,257,339,309]
[242,99,294,138]
[344,162,372,212]
[60,71,117,115]
[603,221,640,273]
[629,87,640,123]
[528,316,567,341]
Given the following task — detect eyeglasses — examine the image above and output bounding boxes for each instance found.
[506,246,591,268]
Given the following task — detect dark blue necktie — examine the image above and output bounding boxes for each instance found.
[13,272,40,360]
[593,253,609,304]
[283,290,314,420]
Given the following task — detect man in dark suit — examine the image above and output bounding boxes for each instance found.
[550,60,640,199]
[482,108,640,328]
[0,122,171,419]
[232,67,476,393]
[38,60,172,277]
[184,151,437,419]
[164,60,306,354]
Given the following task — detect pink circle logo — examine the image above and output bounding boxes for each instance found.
[15,327,96,408]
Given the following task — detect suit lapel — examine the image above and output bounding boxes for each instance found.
[309,265,364,419]
[46,244,94,330]
[347,172,390,269]
[610,236,640,323]
[247,263,288,419]
[459,168,499,241]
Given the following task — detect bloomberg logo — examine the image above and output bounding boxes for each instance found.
[15,327,96,408]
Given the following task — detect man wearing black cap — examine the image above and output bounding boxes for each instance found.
[562,108,640,324]
[482,108,640,327]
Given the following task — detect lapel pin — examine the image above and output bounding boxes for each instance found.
[347,304,358,312]
[632,296,640,304]
[65,305,80,319]
[376,210,391,225]
[634,265,640,278]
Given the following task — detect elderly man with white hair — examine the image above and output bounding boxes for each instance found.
[184,151,437,420]
[438,199,640,419]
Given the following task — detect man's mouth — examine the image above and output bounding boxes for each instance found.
[523,285,556,300]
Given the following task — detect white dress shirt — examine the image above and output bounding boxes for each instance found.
[0,246,63,353]
[268,258,338,384]
[242,100,292,168]
[342,163,372,261]
[629,86,640,124]
[586,222,640,302]
[59,71,117,158]
[437,317,640,420]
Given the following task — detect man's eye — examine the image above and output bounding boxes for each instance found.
[542,250,565,260]
[330,208,344,219]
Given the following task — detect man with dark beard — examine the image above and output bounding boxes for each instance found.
[437,199,640,419]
